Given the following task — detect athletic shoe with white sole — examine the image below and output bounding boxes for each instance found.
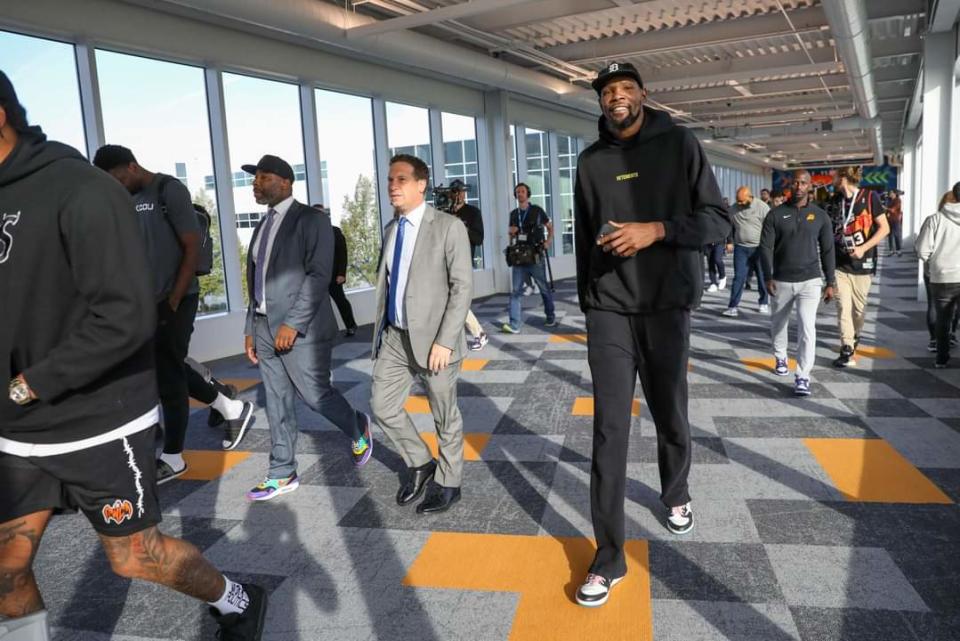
[222,401,255,450]
[156,459,187,485]
[667,503,694,535]
[246,473,299,501]
[721,307,739,317]
[575,573,624,607]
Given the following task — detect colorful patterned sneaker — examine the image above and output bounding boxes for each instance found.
[794,377,811,397]
[575,573,624,607]
[500,323,520,334]
[667,502,694,535]
[352,414,374,467]
[246,473,299,502]
[774,357,790,376]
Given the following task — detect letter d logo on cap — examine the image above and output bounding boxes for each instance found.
[609,63,619,72]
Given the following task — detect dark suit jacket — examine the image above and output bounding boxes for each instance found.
[453,204,484,248]
[332,226,347,280]
[244,200,337,344]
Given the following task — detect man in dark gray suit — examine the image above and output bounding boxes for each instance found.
[370,154,473,514]
[241,155,372,502]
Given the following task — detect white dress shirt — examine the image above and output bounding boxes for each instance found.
[384,201,426,329]
[252,195,295,314]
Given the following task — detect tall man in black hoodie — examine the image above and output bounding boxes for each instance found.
[0,73,266,640]
[573,62,731,607]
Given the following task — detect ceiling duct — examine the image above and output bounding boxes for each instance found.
[821,0,884,163]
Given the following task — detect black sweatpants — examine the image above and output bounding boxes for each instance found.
[155,293,217,454]
[329,282,357,330]
[586,308,692,579]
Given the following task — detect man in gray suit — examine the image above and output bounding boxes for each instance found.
[242,155,372,502]
[370,154,473,514]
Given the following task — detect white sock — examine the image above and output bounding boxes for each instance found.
[208,576,249,616]
[160,452,185,471]
[211,393,244,420]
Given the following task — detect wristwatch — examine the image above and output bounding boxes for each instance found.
[8,377,33,406]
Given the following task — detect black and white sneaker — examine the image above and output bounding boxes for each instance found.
[223,401,255,451]
[833,345,856,368]
[210,583,268,641]
[667,502,694,535]
[156,459,187,485]
[928,339,938,353]
[208,383,239,428]
[575,573,624,607]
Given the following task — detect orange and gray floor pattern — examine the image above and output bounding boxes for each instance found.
[37,253,960,640]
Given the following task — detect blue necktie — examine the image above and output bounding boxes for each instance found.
[253,208,276,307]
[387,217,407,327]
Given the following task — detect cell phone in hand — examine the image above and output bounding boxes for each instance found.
[596,222,618,242]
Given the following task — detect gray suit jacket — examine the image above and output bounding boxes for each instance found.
[244,200,338,344]
[372,205,473,369]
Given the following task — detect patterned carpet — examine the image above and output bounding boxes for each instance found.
[36,251,960,641]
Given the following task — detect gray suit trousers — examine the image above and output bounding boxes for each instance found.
[255,316,362,479]
[371,326,464,487]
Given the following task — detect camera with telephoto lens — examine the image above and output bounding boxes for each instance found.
[432,179,471,214]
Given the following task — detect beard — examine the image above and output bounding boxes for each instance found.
[607,106,641,131]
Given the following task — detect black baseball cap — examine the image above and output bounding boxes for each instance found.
[0,70,30,132]
[591,61,644,94]
[449,179,467,192]
[241,154,295,182]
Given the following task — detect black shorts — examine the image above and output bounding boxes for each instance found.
[0,425,162,537]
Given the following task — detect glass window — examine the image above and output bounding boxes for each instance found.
[97,50,227,316]
[557,134,578,255]
[0,31,86,154]
[315,89,380,291]
[524,128,551,218]
[386,101,433,188]
[222,73,308,306]
[441,112,483,269]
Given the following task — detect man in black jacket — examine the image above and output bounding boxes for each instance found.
[313,204,358,337]
[573,62,731,608]
[760,170,836,396]
[0,72,266,640]
[448,180,488,350]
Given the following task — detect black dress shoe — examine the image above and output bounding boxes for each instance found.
[396,460,436,506]
[416,484,461,514]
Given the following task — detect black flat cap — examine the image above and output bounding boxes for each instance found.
[241,154,295,182]
[591,61,644,94]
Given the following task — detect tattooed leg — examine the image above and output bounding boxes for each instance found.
[0,510,52,618]
[98,526,225,602]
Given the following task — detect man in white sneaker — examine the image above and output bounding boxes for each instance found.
[723,186,770,317]
[760,170,836,397]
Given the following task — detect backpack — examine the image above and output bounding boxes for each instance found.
[157,175,214,276]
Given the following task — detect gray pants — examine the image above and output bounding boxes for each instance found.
[255,316,362,479]
[370,326,464,487]
[770,278,822,379]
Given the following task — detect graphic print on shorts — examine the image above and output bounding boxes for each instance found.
[102,499,134,525]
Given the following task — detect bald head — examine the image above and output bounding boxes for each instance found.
[791,170,812,206]
[736,186,752,205]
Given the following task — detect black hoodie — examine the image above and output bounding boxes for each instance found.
[575,107,731,314]
[0,129,157,447]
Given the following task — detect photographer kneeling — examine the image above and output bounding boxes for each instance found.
[502,182,556,333]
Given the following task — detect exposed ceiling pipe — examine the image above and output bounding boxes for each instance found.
[821,0,884,163]
[123,0,601,113]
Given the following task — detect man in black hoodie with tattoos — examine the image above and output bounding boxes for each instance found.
[573,62,731,608]
[0,71,266,640]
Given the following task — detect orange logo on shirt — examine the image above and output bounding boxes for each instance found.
[102,500,134,525]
